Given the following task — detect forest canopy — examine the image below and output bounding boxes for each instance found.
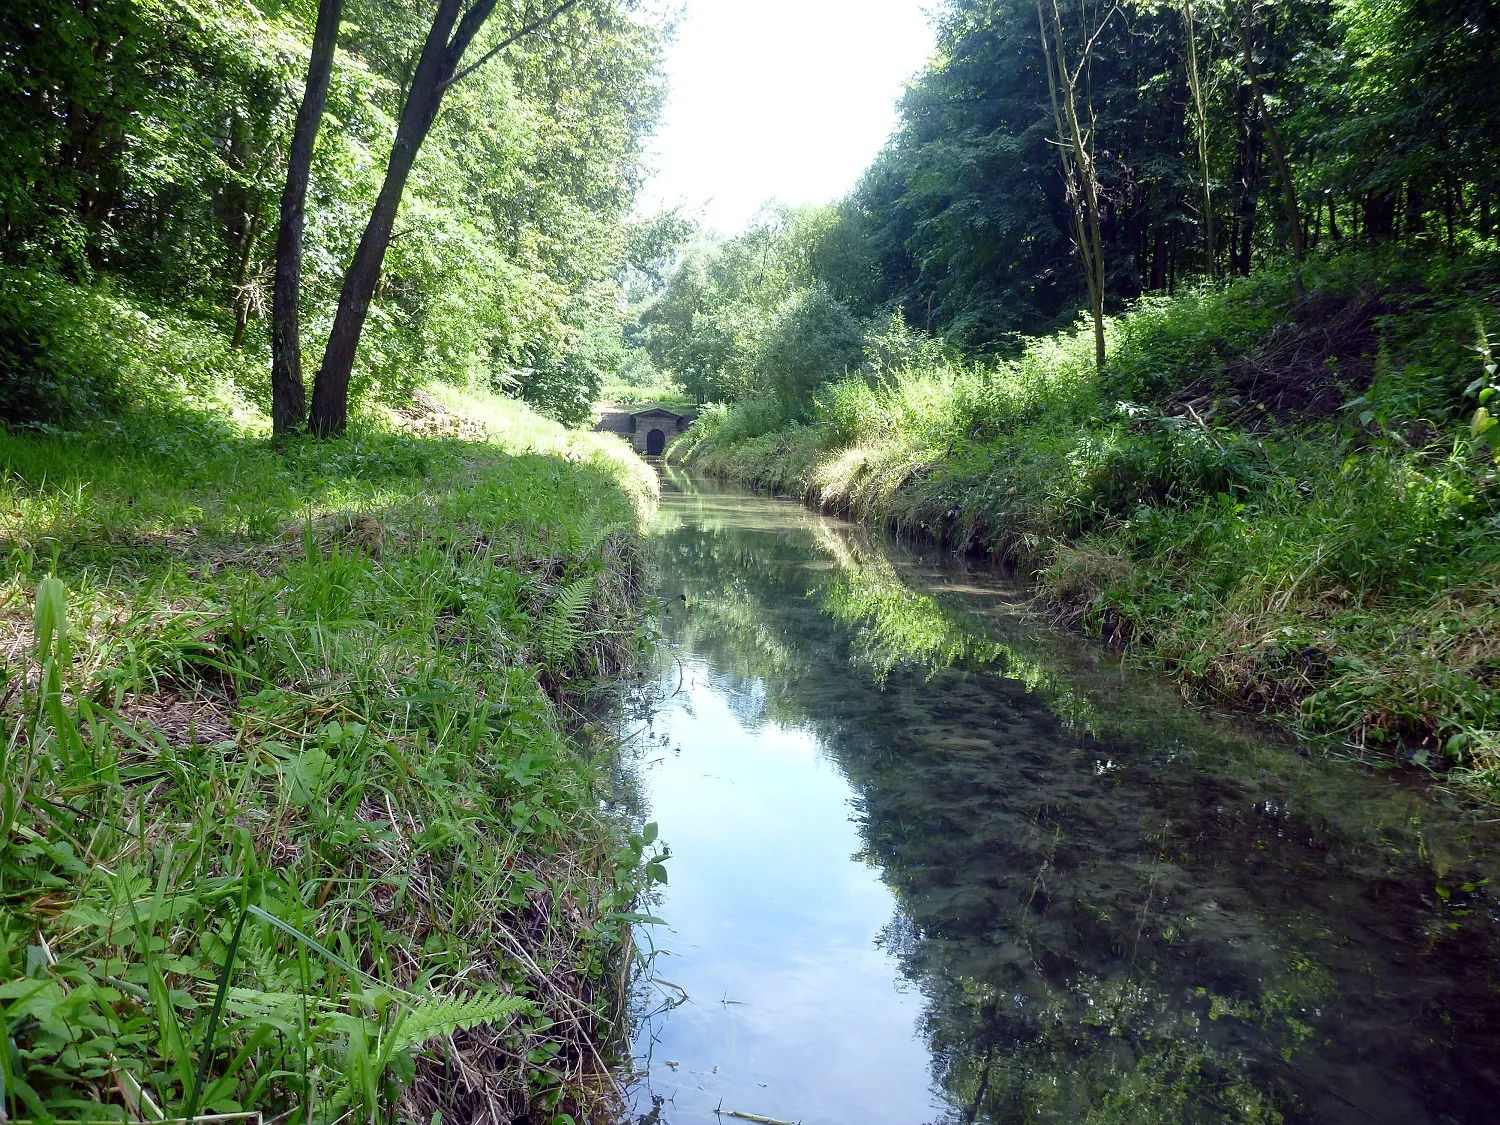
[0,0,668,425]
[635,0,1500,404]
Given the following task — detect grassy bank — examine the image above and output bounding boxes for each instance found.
[1,283,663,1122]
[672,249,1500,785]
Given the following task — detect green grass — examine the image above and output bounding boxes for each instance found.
[675,247,1500,785]
[1,297,663,1123]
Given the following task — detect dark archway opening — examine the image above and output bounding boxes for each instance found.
[646,428,666,455]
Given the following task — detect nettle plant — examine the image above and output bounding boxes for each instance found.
[1469,321,1500,463]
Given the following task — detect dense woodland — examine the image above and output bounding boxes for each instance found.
[634,0,1499,400]
[5,0,1497,423]
[2,0,667,425]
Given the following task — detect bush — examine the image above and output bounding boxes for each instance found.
[0,267,263,428]
[1103,247,1500,423]
[756,283,865,409]
[0,270,126,426]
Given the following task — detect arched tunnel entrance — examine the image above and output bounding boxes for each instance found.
[646,428,666,455]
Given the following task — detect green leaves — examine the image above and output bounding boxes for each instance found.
[1467,322,1500,464]
[32,577,69,670]
[539,574,597,664]
[281,746,337,806]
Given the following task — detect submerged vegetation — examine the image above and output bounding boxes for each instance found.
[639,476,1500,1123]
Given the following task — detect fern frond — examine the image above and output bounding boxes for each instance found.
[224,987,341,1019]
[389,991,532,1053]
[540,574,596,661]
[580,521,628,558]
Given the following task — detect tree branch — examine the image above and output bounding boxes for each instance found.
[439,0,585,92]
[1071,2,1122,88]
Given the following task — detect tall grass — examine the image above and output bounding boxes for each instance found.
[1,324,662,1122]
[677,248,1500,784]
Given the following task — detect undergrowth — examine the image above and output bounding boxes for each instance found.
[673,247,1500,786]
[2,317,663,1123]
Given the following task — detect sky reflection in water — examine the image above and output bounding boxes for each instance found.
[622,471,1500,1125]
[633,674,938,1123]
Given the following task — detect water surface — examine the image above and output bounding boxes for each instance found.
[618,471,1500,1125]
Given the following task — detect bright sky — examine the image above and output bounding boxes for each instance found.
[638,0,937,236]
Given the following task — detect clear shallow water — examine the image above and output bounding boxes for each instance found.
[617,470,1500,1125]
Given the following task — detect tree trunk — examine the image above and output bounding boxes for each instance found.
[1232,84,1260,276]
[1443,179,1456,250]
[1364,191,1396,239]
[308,0,581,436]
[1233,0,1302,293]
[231,207,263,349]
[1181,0,1214,279]
[1037,0,1108,372]
[1404,182,1425,236]
[309,0,466,436]
[271,0,343,436]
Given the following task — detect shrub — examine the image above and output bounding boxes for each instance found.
[0,267,263,428]
[756,283,865,409]
[0,270,126,426]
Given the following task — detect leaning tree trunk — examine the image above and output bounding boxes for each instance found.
[308,0,465,437]
[308,0,581,436]
[1181,0,1214,280]
[270,0,343,436]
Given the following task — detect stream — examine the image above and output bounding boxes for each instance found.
[614,469,1500,1125]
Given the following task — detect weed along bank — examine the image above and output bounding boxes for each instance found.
[1,359,667,1123]
[595,406,696,456]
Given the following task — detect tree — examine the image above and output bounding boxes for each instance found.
[307,0,585,436]
[756,283,865,408]
[270,0,343,436]
[1036,0,1114,370]
[1231,0,1303,291]
[1181,0,1215,278]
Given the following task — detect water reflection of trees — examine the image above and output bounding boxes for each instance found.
[644,497,1500,1124]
